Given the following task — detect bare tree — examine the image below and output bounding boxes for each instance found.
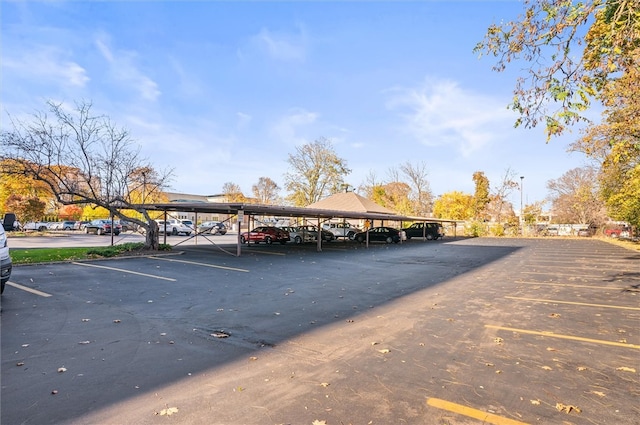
[221,182,246,202]
[0,100,172,249]
[357,170,381,199]
[284,137,351,206]
[546,166,607,225]
[252,177,280,204]
[488,167,520,222]
[399,161,433,216]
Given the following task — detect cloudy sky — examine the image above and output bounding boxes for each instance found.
[1,1,593,209]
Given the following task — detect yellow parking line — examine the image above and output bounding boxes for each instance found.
[6,281,52,297]
[72,262,176,281]
[505,296,640,311]
[515,281,618,290]
[485,325,640,349]
[426,397,529,425]
[150,256,249,272]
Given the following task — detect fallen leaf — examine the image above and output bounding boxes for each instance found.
[312,420,327,425]
[51,390,58,395]
[494,337,503,344]
[157,407,179,416]
[591,391,606,397]
[577,366,588,371]
[249,356,258,361]
[21,344,29,348]
[616,366,636,373]
[549,313,561,318]
[78,341,91,345]
[377,349,390,354]
[113,319,121,323]
[556,403,581,414]
[16,362,25,366]
[81,318,90,322]
[530,399,540,405]
[320,382,330,387]
[58,367,67,373]
[211,331,230,338]
[541,366,553,371]
[546,347,557,351]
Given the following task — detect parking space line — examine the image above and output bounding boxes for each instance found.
[150,256,249,272]
[426,397,529,425]
[71,262,177,281]
[242,250,286,256]
[6,282,52,297]
[505,296,640,311]
[485,325,640,349]
[515,281,619,290]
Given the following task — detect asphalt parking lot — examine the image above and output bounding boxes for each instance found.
[1,237,639,424]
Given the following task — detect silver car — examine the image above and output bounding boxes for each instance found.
[0,225,12,294]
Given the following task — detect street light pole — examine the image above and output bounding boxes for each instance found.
[520,176,524,235]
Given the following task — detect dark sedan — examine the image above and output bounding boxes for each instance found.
[240,226,290,244]
[354,226,403,244]
[84,219,122,236]
[402,222,444,240]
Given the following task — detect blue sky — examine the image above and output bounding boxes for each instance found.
[1,1,593,210]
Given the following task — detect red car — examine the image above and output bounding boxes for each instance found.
[240,226,290,244]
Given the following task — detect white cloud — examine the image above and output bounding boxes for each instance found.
[246,25,308,62]
[95,34,161,102]
[387,78,513,157]
[269,108,318,145]
[2,45,89,87]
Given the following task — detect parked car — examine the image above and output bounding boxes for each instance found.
[402,222,444,240]
[156,219,192,236]
[0,224,12,294]
[181,220,196,232]
[240,226,290,244]
[118,220,139,232]
[281,226,316,244]
[354,226,404,244]
[296,225,336,242]
[23,221,50,231]
[197,221,227,235]
[84,219,122,235]
[49,220,78,231]
[322,222,361,240]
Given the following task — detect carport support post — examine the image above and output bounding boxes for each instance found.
[316,216,322,252]
[236,208,244,257]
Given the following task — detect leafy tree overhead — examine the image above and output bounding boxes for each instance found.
[284,138,351,206]
[0,100,173,249]
[4,194,46,225]
[475,0,638,138]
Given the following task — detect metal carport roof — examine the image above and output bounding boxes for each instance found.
[139,201,458,255]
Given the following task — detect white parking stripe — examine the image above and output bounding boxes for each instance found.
[6,282,52,297]
[72,262,177,281]
[149,256,249,272]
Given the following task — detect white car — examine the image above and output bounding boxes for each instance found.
[156,219,192,236]
[322,222,361,240]
[0,225,12,294]
[23,221,50,231]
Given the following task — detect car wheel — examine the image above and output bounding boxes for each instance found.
[97,228,103,235]
[240,235,247,244]
[1,280,5,294]
[348,232,355,240]
[114,231,120,236]
[85,227,90,234]
[185,232,191,236]
[426,234,434,240]
[38,226,47,231]
[386,236,393,244]
[172,227,178,236]
[295,236,302,244]
[356,235,365,243]
[265,236,273,244]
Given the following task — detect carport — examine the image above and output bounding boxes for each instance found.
[141,199,457,256]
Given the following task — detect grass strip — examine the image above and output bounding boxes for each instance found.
[10,243,171,264]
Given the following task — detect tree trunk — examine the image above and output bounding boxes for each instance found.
[144,221,159,250]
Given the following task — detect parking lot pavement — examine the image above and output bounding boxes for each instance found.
[2,238,638,424]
